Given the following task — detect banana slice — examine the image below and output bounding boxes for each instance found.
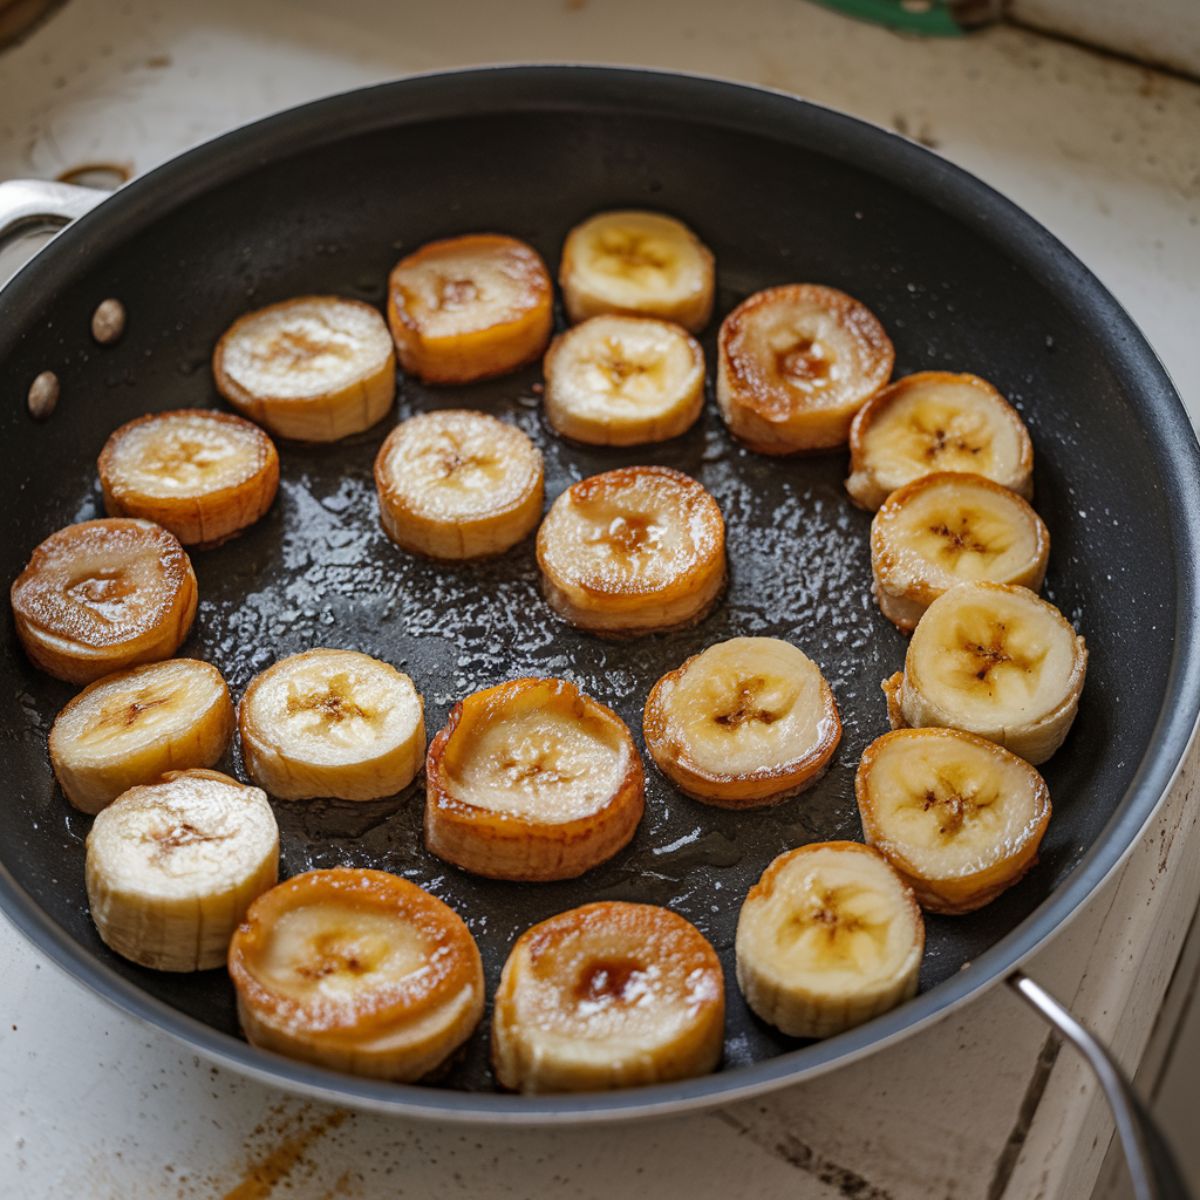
[98,409,279,548]
[643,637,841,808]
[536,466,726,636]
[492,900,724,1093]
[425,678,644,882]
[882,581,1087,764]
[558,210,715,333]
[856,729,1051,914]
[846,372,1034,510]
[213,296,395,442]
[239,649,425,801]
[716,284,894,454]
[871,472,1050,633]
[374,409,544,560]
[228,868,484,1080]
[11,518,198,684]
[49,658,234,814]
[86,768,278,971]
[735,841,924,1039]
[387,234,553,383]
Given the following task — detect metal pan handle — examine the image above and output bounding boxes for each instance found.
[1009,972,1190,1200]
[0,178,109,243]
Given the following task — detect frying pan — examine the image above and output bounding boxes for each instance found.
[1,66,1197,1192]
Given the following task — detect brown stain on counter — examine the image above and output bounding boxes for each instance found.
[222,1106,350,1199]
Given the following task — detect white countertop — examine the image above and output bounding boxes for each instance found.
[2,2,1199,1197]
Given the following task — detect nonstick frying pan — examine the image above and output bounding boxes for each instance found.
[0,65,1198,1189]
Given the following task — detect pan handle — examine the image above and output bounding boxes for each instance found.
[1008,972,1190,1200]
[0,178,109,243]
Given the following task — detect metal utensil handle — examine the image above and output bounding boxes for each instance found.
[0,178,109,242]
[1009,972,1190,1200]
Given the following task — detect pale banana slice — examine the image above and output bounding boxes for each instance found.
[856,728,1051,914]
[536,466,726,636]
[213,296,395,442]
[425,678,644,882]
[717,284,894,454]
[735,841,924,1038]
[239,649,425,801]
[374,409,544,560]
[98,409,279,547]
[559,210,714,333]
[228,868,484,1080]
[643,637,841,808]
[871,472,1050,632]
[846,372,1034,510]
[86,768,278,972]
[543,315,705,446]
[882,581,1087,764]
[11,518,198,685]
[50,658,234,814]
[387,234,553,383]
[492,901,724,1093]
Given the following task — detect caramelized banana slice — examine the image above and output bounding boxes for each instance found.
[228,868,484,1080]
[871,472,1050,632]
[717,284,894,453]
[11,518,198,684]
[536,466,726,636]
[425,678,644,882]
[857,729,1051,914]
[387,234,553,383]
[98,409,279,547]
[559,210,715,333]
[374,410,543,559]
[846,372,1034,510]
[492,901,724,1093]
[213,296,395,442]
[644,637,841,808]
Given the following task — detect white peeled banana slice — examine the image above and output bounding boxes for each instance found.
[536,465,726,636]
[374,409,544,559]
[543,315,705,446]
[492,900,725,1093]
[425,677,644,881]
[735,841,924,1038]
[846,371,1034,510]
[883,581,1087,764]
[856,728,1051,914]
[643,637,841,808]
[228,868,484,1080]
[49,658,234,814]
[239,649,425,801]
[85,768,278,971]
[559,210,715,333]
[213,295,395,442]
[871,471,1050,632]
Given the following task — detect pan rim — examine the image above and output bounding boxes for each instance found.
[2,63,1199,1123]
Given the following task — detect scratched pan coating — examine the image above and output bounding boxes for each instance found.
[1,68,1198,1120]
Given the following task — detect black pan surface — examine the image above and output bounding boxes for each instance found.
[1,67,1198,1120]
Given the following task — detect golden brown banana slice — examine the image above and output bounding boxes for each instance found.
[98,409,279,547]
[425,678,644,882]
[735,841,924,1038]
[11,518,198,684]
[374,409,544,559]
[228,868,484,1080]
[871,472,1050,632]
[846,371,1034,510]
[492,900,724,1093]
[643,637,841,808]
[86,768,278,971]
[49,658,234,814]
[717,284,894,453]
[856,728,1051,914]
[558,210,715,333]
[536,465,726,636]
[387,234,553,383]
[213,295,395,442]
